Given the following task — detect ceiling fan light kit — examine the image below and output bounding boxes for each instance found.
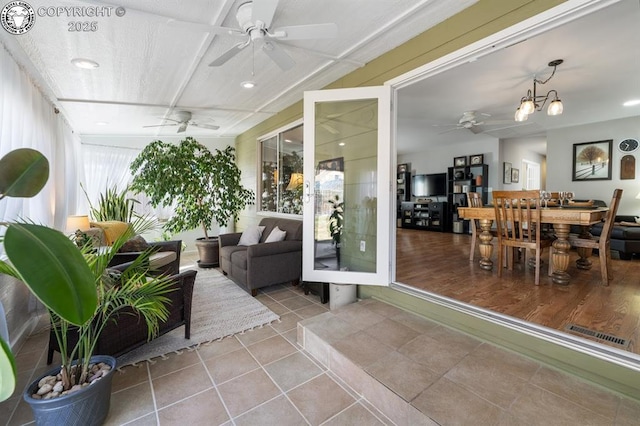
[514,59,564,122]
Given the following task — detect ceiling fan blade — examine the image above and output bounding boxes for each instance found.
[271,23,338,40]
[177,122,188,133]
[252,0,279,28]
[142,124,177,128]
[209,41,249,66]
[262,41,295,71]
[166,19,244,36]
[192,123,220,130]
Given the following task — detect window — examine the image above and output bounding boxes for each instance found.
[259,123,304,215]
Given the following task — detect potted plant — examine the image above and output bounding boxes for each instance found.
[129,137,254,267]
[328,195,344,268]
[0,149,174,425]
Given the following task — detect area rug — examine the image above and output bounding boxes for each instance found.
[116,267,280,367]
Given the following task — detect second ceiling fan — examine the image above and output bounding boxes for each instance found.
[206,0,338,71]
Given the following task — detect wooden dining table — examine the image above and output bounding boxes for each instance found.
[457,206,609,285]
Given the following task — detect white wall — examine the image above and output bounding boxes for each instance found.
[398,135,501,198]
[546,116,640,215]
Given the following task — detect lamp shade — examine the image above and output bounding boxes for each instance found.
[520,99,535,115]
[548,99,563,116]
[66,215,90,232]
[514,108,528,122]
[286,173,304,191]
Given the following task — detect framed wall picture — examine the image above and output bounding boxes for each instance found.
[454,156,467,167]
[503,162,512,184]
[318,157,344,172]
[572,140,612,181]
[397,163,409,173]
[469,154,484,165]
[511,168,519,183]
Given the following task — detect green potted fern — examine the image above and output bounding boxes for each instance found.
[129,137,254,267]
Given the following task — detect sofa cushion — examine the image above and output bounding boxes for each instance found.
[149,251,177,269]
[259,218,302,242]
[238,225,266,246]
[265,226,287,243]
[91,221,131,245]
[119,235,150,252]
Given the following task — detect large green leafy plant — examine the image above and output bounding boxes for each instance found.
[0,148,96,401]
[129,137,254,239]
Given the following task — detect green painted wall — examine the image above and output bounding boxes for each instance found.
[235,0,640,400]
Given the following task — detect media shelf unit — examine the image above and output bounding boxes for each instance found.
[447,164,489,232]
[401,201,448,232]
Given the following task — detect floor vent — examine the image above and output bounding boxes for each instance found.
[564,324,629,347]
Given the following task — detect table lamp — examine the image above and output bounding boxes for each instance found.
[66,215,90,232]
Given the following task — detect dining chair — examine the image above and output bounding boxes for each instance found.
[493,190,553,285]
[569,188,623,286]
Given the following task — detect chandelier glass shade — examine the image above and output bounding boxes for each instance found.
[514,59,564,121]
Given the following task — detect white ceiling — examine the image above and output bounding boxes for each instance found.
[397,0,640,155]
[0,0,476,138]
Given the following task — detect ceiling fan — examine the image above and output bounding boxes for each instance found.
[433,111,512,134]
[143,111,219,133]
[203,0,338,71]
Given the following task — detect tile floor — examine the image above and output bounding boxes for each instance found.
[3,252,640,425]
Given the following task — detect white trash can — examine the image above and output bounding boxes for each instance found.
[329,283,357,310]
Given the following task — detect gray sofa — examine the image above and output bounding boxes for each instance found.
[591,215,640,260]
[219,217,303,296]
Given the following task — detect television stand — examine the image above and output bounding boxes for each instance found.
[401,201,447,232]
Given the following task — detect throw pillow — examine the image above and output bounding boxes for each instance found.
[238,225,266,246]
[264,226,287,243]
[90,221,131,245]
[119,235,150,253]
[635,216,640,224]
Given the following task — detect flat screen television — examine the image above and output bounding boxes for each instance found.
[412,173,446,197]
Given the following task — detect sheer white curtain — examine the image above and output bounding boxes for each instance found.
[0,45,81,250]
[80,144,172,220]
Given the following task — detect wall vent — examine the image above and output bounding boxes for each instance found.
[564,324,629,347]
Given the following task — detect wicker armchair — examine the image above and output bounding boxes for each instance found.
[47,269,197,363]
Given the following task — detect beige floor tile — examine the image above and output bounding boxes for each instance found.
[333,302,386,330]
[271,311,303,333]
[0,396,20,424]
[158,389,229,425]
[397,334,469,375]
[217,368,281,418]
[301,315,360,344]
[364,318,420,350]
[16,331,49,355]
[444,352,529,409]
[507,383,611,425]
[531,366,620,419]
[287,374,355,426]
[281,328,300,346]
[390,310,439,334]
[412,377,503,425]
[112,363,150,393]
[471,343,540,380]
[13,349,44,374]
[359,299,405,318]
[196,335,243,361]
[279,295,315,311]
[423,325,482,352]
[323,402,387,425]
[264,352,323,392]
[6,398,34,426]
[247,335,297,366]
[235,325,278,346]
[266,288,298,302]
[233,395,306,426]
[203,347,259,384]
[147,350,201,379]
[616,396,640,425]
[10,369,36,399]
[104,381,155,426]
[332,332,394,369]
[125,413,159,425]
[294,303,330,319]
[262,301,291,315]
[152,362,214,409]
[365,351,439,402]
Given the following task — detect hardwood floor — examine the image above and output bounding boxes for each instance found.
[395,228,640,355]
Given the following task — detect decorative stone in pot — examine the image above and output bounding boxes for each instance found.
[23,355,116,426]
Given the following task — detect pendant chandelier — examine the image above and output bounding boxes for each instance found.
[514,59,564,122]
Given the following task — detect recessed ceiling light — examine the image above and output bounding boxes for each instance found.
[241,80,256,89]
[95,121,108,126]
[623,99,640,107]
[71,58,99,69]
[338,142,345,146]
[284,139,292,143]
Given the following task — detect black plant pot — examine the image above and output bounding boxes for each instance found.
[23,355,116,426]
[195,237,219,268]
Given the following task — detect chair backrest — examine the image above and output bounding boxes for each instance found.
[467,192,483,208]
[598,189,623,248]
[492,190,543,249]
